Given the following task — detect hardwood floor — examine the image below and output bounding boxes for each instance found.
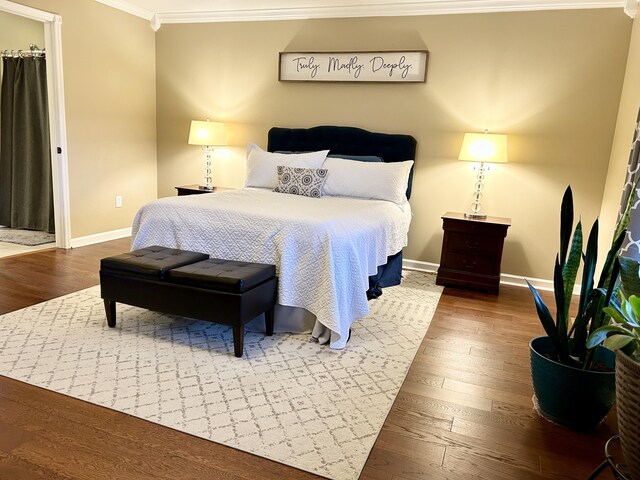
[0,239,618,479]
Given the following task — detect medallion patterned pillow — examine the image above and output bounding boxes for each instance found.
[274,166,328,198]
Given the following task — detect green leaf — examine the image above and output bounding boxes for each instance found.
[620,256,640,298]
[562,221,582,321]
[559,186,574,266]
[553,256,569,362]
[623,297,640,328]
[587,329,610,348]
[603,334,634,350]
[603,305,631,327]
[527,280,559,346]
[574,219,598,336]
[597,228,624,289]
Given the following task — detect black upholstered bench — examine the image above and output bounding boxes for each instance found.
[99,246,277,357]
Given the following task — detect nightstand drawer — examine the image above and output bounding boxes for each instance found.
[446,252,495,274]
[447,232,498,256]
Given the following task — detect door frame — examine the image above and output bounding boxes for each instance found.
[0,0,70,248]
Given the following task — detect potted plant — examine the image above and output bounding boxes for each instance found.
[526,185,632,430]
[588,256,640,479]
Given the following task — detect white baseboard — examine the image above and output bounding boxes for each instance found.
[402,258,579,294]
[70,227,131,248]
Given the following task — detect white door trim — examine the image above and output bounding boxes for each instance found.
[0,0,71,248]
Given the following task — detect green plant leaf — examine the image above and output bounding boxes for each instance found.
[527,280,559,347]
[597,228,625,289]
[571,288,602,337]
[559,186,574,266]
[625,295,640,327]
[554,256,569,362]
[574,219,598,338]
[562,221,582,321]
[620,256,640,299]
[603,334,634,350]
[603,305,631,327]
[587,329,610,348]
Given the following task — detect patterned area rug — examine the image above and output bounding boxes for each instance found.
[0,227,54,246]
[0,270,441,480]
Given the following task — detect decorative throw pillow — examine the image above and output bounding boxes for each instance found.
[321,157,414,206]
[244,144,329,189]
[274,166,328,198]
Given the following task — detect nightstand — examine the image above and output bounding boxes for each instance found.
[436,212,511,294]
[175,185,234,196]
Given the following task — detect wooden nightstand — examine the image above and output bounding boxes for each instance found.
[175,185,234,196]
[436,212,511,294]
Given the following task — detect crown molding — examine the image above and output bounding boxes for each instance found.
[91,0,629,29]
[153,0,626,26]
[93,0,154,20]
[624,0,638,17]
[0,0,56,21]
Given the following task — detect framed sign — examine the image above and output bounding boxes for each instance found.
[279,50,428,83]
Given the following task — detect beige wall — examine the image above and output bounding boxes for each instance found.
[599,17,640,263]
[0,10,43,52]
[10,0,157,238]
[156,9,631,279]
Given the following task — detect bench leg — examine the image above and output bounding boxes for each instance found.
[104,299,116,328]
[232,324,244,358]
[265,306,274,336]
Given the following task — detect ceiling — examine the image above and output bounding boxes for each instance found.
[94,0,632,29]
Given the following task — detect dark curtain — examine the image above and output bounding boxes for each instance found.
[0,55,54,233]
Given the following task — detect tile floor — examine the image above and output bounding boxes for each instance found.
[0,241,55,258]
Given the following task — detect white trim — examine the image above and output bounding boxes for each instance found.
[0,0,55,21]
[152,0,624,26]
[0,2,72,249]
[44,17,72,249]
[403,258,439,273]
[70,227,132,248]
[624,0,638,16]
[403,258,581,295]
[92,0,154,20]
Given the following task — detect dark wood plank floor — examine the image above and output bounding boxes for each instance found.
[0,239,617,479]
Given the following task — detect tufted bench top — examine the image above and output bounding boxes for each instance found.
[101,246,209,279]
[166,258,277,294]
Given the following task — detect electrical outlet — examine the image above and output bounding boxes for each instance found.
[115,195,122,208]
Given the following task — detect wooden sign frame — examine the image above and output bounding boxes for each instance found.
[278,50,428,83]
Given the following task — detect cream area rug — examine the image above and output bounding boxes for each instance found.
[0,270,441,480]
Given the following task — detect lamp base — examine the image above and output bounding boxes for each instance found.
[200,185,214,191]
[464,212,487,220]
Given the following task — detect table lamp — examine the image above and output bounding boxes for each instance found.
[188,120,227,190]
[458,131,508,219]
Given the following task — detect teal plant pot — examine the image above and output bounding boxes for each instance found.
[530,336,616,431]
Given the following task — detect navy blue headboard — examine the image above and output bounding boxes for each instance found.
[267,125,417,199]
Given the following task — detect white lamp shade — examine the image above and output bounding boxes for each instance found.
[188,120,227,146]
[458,133,508,163]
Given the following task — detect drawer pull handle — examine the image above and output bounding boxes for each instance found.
[462,259,477,270]
[465,240,480,249]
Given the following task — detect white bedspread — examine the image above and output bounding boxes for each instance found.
[131,188,412,349]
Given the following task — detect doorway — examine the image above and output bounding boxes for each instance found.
[0,0,70,251]
[0,12,54,257]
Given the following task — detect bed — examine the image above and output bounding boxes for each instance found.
[131,125,417,349]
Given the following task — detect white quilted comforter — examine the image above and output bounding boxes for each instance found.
[131,188,412,349]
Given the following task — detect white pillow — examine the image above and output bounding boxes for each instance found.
[244,143,329,189]
[322,157,414,205]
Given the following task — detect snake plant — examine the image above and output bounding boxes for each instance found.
[527,185,632,370]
